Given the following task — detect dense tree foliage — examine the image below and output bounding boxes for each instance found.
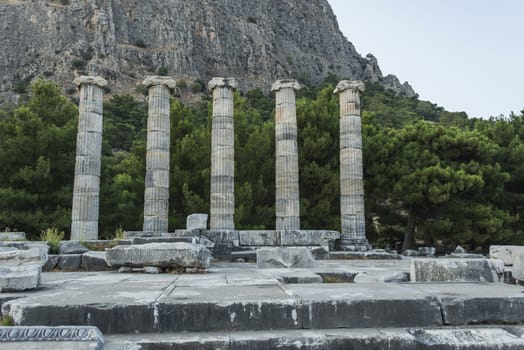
[1,78,523,251]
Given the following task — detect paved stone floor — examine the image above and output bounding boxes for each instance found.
[2,260,524,349]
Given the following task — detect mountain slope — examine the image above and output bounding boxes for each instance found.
[0,0,414,103]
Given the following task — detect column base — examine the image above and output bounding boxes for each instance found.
[340,238,372,252]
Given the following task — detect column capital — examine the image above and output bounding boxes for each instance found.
[143,76,176,90]
[333,80,365,95]
[271,79,302,92]
[208,77,239,91]
[74,76,108,89]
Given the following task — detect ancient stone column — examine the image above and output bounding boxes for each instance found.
[334,81,370,251]
[272,79,302,231]
[208,78,238,230]
[71,76,108,240]
[142,76,176,234]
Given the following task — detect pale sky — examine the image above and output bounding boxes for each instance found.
[327,0,524,119]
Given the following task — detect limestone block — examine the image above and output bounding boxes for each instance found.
[490,245,522,265]
[0,265,41,292]
[73,175,100,195]
[202,230,240,244]
[0,326,104,350]
[143,217,169,233]
[0,232,26,241]
[144,188,169,201]
[186,214,208,230]
[70,221,98,241]
[105,243,211,269]
[71,194,99,221]
[240,231,281,246]
[403,249,420,256]
[0,247,48,266]
[75,132,102,157]
[77,112,103,133]
[279,230,340,246]
[74,155,101,176]
[510,247,524,280]
[81,251,111,271]
[146,131,170,150]
[418,247,436,256]
[410,259,501,282]
[58,241,89,255]
[57,254,82,271]
[42,255,59,272]
[354,271,410,283]
[147,115,170,132]
[257,247,316,269]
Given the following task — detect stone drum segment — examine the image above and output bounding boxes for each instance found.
[334,81,370,251]
[71,76,107,240]
[272,79,302,231]
[142,76,176,234]
[208,78,239,231]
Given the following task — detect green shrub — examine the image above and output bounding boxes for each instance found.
[40,227,64,254]
[1,315,14,326]
[14,79,31,94]
[71,58,86,70]
[176,79,188,89]
[114,225,124,240]
[157,66,169,76]
[135,40,147,48]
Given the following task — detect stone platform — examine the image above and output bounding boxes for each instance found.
[2,260,524,349]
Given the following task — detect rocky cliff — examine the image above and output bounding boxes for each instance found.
[0,0,415,103]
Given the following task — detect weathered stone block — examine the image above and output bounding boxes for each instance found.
[0,265,41,292]
[280,230,339,246]
[105,243,211,269]
[0,326,104,350]
[490,245,522,265]
[58,241,89,255]
[186,214,208,230]
[240,230,281,246]
[0,247,48,267]
[510,247,524,280]
[57,254,82,271]
[0,232,26,241]
[123,231,156,238]
[81,251,110,271]
[257,247,316,268]
[201,230,240,244]
[410,258,501,282]
[418,246,436,256]
[42,255,59,271]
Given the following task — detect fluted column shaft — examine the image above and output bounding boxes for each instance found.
[334,81,370,251]
[209,78,238,230]
[71,76,107,240]
[142,76,176,234]
[272,80,302,230]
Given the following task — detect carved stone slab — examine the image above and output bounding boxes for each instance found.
[0,326,104,350]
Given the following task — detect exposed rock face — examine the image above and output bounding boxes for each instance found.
[0,0,414,104]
